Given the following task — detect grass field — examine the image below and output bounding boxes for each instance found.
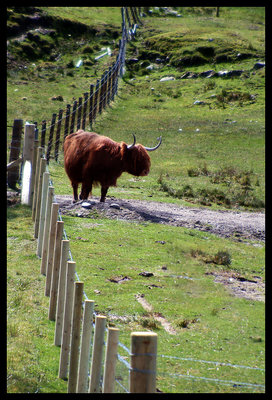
[7,7,265,393]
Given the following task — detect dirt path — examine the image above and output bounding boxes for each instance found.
[54,194,265,304]
[7,191,265,302]
[55,194,265,242]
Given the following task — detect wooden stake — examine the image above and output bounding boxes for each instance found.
[8,118,23,189]
[45,203,59,296]
[48,220,64,320]
[59,261,76,380]
[129,332,157,393]
[77,300,94,393]
[40,186,54,275]
[30,137,39,207]
[21,123,35,206]
[32,147,43,221]
[89,315,107,393]
[68,281,84,393]
[54,240,70,346]
[34,158,47,238]
[23,123,35,163]
[37,172,50,257]
[102,327,119,393]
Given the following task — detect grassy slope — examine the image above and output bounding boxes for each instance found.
[7,7,265,393]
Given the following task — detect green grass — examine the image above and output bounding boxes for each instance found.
[7,205,67,393]
[7,6,265,210]
[7,204,265,393]
[7,6,265,393]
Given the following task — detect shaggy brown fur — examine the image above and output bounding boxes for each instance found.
[64,130,151,202]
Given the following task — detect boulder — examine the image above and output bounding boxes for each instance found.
[160,76,175,82]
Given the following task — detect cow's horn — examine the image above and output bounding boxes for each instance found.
[144,136,162,152]
[127,133,136,149]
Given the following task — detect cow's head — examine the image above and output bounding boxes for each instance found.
[121,134,162,177]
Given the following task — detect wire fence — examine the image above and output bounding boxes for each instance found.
[22,6,142,164]
[54,178,265,393]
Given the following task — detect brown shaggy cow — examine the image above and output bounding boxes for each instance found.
[64,130,162,202]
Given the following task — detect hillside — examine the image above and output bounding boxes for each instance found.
[7,6,265,210]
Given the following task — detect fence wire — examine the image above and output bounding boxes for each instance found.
[12,5,264,393]
[49,169,265,393]
[18,6,139,165]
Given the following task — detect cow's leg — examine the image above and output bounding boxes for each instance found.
[100,186,109,202]
[72,182,78,203]
[80,181,93,200]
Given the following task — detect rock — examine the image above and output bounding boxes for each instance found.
[218,70,229,77]
[51,95,63,101]
[227,70,244,77]
[81,201,95,209]
[193,100,205,105]
[110,203,120,210]
[160,76,175,82]
[199,70,215,78]
[253,62,265,70]
[139,271,154,277]
[126,57,139,65]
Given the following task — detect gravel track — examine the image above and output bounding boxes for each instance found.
[55,195,265,242]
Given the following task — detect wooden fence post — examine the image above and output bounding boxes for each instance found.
[59,261,76,380]
[89,315,107,393]
[102,71,108,110]
[102,327,120,393]
[37,171,50,257]
[34,157,47,238]
[46,113,56,163]
[68,281,84,393]
[21,123,35,206]
[93,80,100,123]
[99,73,105,114]
[106,67,112,106]
[8,118,23,189]
[76,300,94,393]
[45,203,59,296]
[22,123,35,163]
[77,97,82,131]
[70,100,77,134]
[41,120,46,149]
[55,109,63,162]
[89,85,94,128]
[32,146,43,221]
[31,136,39,206]
[129,332,157,393]
[48,220,64,320]
[40,186,54,273]
[54,239,70,346]
[64,104,70,142]
[82,92,88,130]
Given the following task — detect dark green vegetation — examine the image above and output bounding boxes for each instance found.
[7,7,265,393]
